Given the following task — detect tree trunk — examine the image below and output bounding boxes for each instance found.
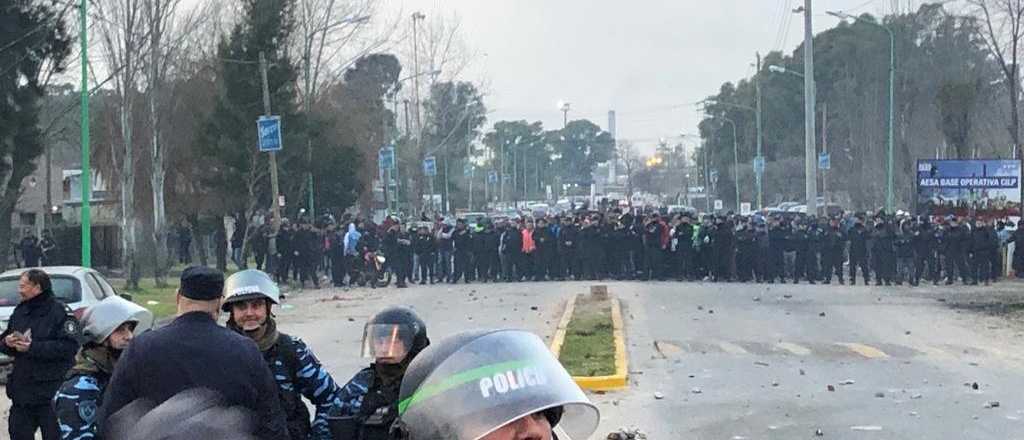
[149,0,168,287]
[0,198,16,271]
[120,97,139,289]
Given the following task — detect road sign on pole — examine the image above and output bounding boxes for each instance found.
[740,202,752,215]
[257,116,283,152]
[463,163,473,177]
[379,146,395,170]
[488,170,498,184]
[424,156,437,177]
[818,152,831,170]
[714,199,724,210]
[753,156,766,175]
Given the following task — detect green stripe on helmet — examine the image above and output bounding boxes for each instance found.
[398,359,536,415]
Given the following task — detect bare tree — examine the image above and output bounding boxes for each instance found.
[617,140,642,206]
[970,0,1024,162]
[95,0,146,288]
[141,0,208,286]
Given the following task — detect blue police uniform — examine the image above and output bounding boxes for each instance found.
[258,331,344,440]
[52,369,106,439]
[96,311,291,440]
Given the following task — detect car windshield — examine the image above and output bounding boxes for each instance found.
[0,275,81,307]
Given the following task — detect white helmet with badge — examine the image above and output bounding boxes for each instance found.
[81,296,154,345]
[222,269,280,312]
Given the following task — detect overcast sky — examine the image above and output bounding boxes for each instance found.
[383,0,926,153]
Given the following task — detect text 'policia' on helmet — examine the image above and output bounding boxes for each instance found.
[221,269,280,312]
[392,329,599,440]
[361,306,429,360]
[81,296,154,345]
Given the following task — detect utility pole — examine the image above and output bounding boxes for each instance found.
[412,12,425,210]
[802,0,818,217]
[755,52,764,210]
[79,0,91,267]
[822,101,828,204]
[467,103,473,210]
[260,52,283,232]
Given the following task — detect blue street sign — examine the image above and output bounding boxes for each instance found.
[257,116,282,152]
[753,156,765,175]
[464,163,473,177]
[424,156,437,177]
[379,146,395,170]
[488,171,498,184]
[818,152,831,170]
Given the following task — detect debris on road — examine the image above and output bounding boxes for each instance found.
[905,331,912,335]
[911,394,923,400]
[827,385,836,392]
[874,391,886,398]
[783,294,793,299]
[754,361,770,367]
[972,382,980,390]
[753,296,761,302]
[771,381,780,387]
[984,401,1001,409]
[606,427,647,440]
[814,429,824,436]
[799,369,806,376]
[840,379,856,385]
[654,392,665,400]
[819,312,826,317]
[691,387,703,394]
[530,306,539,311]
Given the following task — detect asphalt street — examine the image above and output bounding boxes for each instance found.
[3,280,1024,439]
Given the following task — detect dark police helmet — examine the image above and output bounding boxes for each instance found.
[361,306,430,361]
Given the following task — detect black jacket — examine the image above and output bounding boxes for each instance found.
[412,233,435,256]
[98,312,290,440]
[557,224,578,253]
[848,225,870,257]
[0,290,78,405]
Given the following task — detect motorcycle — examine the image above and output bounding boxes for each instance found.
[357,250,391,288]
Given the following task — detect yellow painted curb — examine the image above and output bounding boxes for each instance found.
[549,293,629,391]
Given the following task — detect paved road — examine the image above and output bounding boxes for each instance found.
[3,280,1023,439]
[595,281,1024,439]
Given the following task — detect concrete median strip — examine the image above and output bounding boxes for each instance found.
[549,286,629,391]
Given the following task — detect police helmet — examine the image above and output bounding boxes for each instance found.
[361,306,430,361]
[391,329,600,440]
[81,296,154,345]
[221,269,280,312]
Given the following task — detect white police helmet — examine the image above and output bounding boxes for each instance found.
[81,296,154,345]
[222,269,280,312]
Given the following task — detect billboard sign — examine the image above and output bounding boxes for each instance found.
[916,159,1021,219]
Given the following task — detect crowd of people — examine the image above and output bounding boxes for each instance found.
[244,209,1023,289]
[3,266,596,440]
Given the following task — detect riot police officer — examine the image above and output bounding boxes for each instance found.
[847,216,871,285]
[390,329,600,440]
[328,306,430,440]
[820,217,846,284]
[223,269,344,439]
[53,296,153,440]
[1,269,80,440]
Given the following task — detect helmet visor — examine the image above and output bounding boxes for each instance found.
[398,330,599,440]
[361,323,416,361]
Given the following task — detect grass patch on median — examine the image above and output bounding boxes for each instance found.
[559,294,616,377]
[121,279,179,320]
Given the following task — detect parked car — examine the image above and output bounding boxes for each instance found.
[0,266,126,370]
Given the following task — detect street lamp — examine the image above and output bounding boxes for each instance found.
[700,101,749,212]
[828,10,895,213]
[715,117,741,212]
[768,65,803,77]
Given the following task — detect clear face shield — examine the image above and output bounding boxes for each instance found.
[361,323,416,363]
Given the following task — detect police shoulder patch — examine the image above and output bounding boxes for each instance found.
[78,399,98,424]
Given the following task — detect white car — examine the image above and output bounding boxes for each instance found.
[0,266,124,367]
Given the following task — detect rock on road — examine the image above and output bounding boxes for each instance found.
[3,280,1023,439]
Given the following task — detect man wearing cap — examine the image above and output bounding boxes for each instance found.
[97,266,290,440]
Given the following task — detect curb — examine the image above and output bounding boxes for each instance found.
[550,293,629,391]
